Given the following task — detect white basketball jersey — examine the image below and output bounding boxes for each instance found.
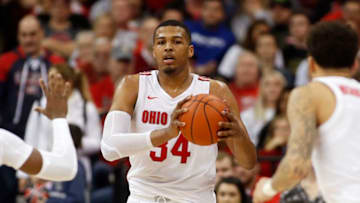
[128,70,217,202]
[312,76,360,203]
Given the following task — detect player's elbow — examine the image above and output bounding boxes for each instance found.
[101,139,123,161]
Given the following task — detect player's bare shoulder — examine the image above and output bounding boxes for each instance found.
[110,74,140,114]
[209,78,240,114]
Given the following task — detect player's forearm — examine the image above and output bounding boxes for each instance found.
[150,128,175,147]
[271,154,311,192]
[227,136,257,169]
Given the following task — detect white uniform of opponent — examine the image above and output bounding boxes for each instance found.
[312,76,360,203]
[127,70,217,203]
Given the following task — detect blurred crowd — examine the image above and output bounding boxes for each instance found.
[1,0,360,202]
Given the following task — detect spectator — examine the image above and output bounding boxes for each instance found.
[93,13,116,40]
[40,0,90,58]
[270,0,293,49]
[228,52,260,113]
[132,17,159,74]
[25,63,101,184]
[216,177,249,203]
[255,33,294,87]
[91,43,133,119]
[79,37,111,85]
[216,151,235,184]
[160,4,186,22]
[280,167,325,203]
[70,31,95,69]
[241,71,286,146]
[46,124,87,203]
[112,0,138,52]
[218,20,284,79]
[231,0,273,43]
[283,12,310,74]
[185,0,236,76]
[294,58,310,86]
[234,163,261,196]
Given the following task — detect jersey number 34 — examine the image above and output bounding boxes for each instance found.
[149,134,191,164]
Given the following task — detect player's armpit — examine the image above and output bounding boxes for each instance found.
[110,74,139,115]
[210,80,257,169]
[271,86,317,192]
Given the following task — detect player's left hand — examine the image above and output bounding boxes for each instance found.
[35,72,71,120]
[217,110,246,141]
[253,178,275,203]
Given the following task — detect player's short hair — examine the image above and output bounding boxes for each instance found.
[307,21,359,69]
[215,177,248,203]
[153,20,192,44]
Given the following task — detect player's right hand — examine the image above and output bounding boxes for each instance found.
[35,71,71,120]
[166,95,192,139]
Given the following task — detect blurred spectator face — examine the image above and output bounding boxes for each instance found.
[94,14,116,39]
[343,1,360,23]
[109,59,130,80]
[290,14,310,41]
[129,0,143,19]
[216,183,242,203]
[20,0,37,8]
[112,0,133,27]
[51,0,71,21]
[202,0,225,27]
[256,34,277,61]
[262,74,285,104]
[18,16,44,56]
[251,23,270,42]
[278,90,290,115]
[271,5,292,25]
[139,17,160,48]
[216,156,234,183]
[235,53,259,87]
[234,163,259,186]
[93,38,111,73]
[76,32,95,64]
[162,9,184,22]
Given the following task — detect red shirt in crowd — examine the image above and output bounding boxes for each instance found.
[229,82,259,113]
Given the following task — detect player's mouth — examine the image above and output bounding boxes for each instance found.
[163,56,175,65]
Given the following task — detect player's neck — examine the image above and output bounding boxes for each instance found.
[313,69,351,78]
[158,68,193,97]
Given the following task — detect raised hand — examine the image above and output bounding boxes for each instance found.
[165,95,192,138]
[35,71,71,120]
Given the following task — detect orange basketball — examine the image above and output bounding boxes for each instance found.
[179,94,229,146]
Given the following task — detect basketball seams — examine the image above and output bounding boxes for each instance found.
[203,101,214,144]
[191,100,229,121]
[190,95,207,143]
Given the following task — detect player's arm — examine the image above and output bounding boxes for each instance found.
[100,75,190,161]
[2,73,77,181]
[253,86,316,203]
[210,80,257,169]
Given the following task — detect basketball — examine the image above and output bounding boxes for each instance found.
[179,94,229,146]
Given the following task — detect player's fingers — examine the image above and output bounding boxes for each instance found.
[217,130,236,138]
[172,108,188,119]
[34,107,46,116]
[63,82,72,98]
[39,79,49,97]
[218,121,235,129]
[222,110,236,122]
[176,95,192,109]
[173,120,186,127]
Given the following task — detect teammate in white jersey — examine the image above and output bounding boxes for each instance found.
[253,22,360,203]
[0,71,78,181]
[100,20,257,202]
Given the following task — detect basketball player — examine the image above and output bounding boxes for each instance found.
[100,20,257,202]
[253,22,360,203]
[0,71,78,181]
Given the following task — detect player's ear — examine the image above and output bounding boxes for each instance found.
[351,58,359,75]
[188,44,194,58]
[308,56,316,77]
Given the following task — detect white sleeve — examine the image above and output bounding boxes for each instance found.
[217,45,243,78]
[35,118,78,181]
[0,129,33,169]
[80,102,101,155]
[100,111,153,161]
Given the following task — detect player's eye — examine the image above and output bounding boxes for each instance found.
[157,40,165,45]
[175,40,182,44]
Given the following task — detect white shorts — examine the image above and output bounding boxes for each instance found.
[127,194,183,203]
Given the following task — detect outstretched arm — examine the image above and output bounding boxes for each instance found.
[253,86,317,203]
[1,72,78,181]
[210,80,257,169]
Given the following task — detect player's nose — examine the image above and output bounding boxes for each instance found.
[164,42,174,52]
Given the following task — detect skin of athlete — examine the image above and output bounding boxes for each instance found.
[109,25,257,170]
[253,56,357,203]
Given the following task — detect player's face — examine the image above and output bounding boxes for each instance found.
[153,26,194,75]
[217,183,242,203]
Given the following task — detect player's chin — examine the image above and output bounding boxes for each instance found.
[162,66,179,75]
